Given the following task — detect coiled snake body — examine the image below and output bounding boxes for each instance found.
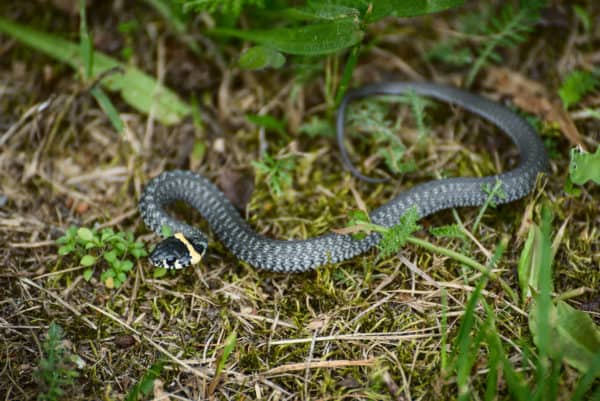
[139,82,549,273]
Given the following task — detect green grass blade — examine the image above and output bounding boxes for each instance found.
[0,16,191,126]
[79,0,93,79]
[91,87,125,134]
[335,44,360,105]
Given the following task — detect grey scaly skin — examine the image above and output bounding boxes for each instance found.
[139,82,549,273]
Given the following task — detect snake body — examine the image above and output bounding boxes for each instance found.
[139,82,549,273]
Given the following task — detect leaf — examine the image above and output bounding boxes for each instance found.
[569,146,600,185]
[58,244,75,256]
[161,225,173,237]
[119,260,134,272]
[246,113,286,134]
[153,268,168,278]
[90,86,125,134]
[429,224,467,240]
[365,0,465,22]
[125,361,165,401]
[80,254,96,266]
[238,46,286,69]
[82,268,93,281]
[0,17,191,125]
[103,250,118,264]
[77,227,95,242]
[531,301,600,375]
[281,3,360,21]
[117,272,127,283]
[216,330,237,376]
[558,70,599,109]
[213,18,364,55]
[517,223,541,304]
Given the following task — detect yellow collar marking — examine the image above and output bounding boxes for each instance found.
[174,233,204,265]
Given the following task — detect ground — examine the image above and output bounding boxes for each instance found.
[0,1,598,400]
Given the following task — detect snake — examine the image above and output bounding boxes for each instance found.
[139,82,549,273]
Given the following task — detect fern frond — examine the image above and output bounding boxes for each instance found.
[378,206,421,258]
[466,1,544,86]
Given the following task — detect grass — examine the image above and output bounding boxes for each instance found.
[0,1,599,400]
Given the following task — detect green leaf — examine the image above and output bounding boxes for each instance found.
[82,268,93,281]
[119,260,134,272]
[517,223,541,304]
[573,5,591,33]
[103,250,118,264]
[125,361,165,401]
[239,46,286,69]
[117,272,127,283]
[90,86,125,134]
[130,247,148,259]
[80,254,96,266]
[531,301,600,376]
[212,18,364,55]
[429,224,467,240]
[153,268,168,278]
[569,146,600,185]
[161,225,173,237]
[215,331,237,376]
[246,113,286,135]
[58,244,75,256]
[0,17,191,125]
[558,70,599,109]
[378,206,421,258]
[77,227,95,242]
[281,3,360,21]
[365,0,465,22]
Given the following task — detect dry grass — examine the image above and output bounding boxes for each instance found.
[1,1,598,400]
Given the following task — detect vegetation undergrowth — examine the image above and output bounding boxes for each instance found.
[57,226,147,288]
[35,323,79,401]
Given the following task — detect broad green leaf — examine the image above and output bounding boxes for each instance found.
[239,46,286,69]
[117,272,127,283]
[58,244,74,255]
[153,268,168,278]
[80,254,96,266]
[569,146,600,185]
[213,18,364,55]
[103,250,118,264]
[0,17,191,125]
[82,268,93,281]
[531,301,600,375]
[367,0,465,21]
[558,70,599,109]
[119,260,134,272]
[281,3,360,21]
[77,227,95,242]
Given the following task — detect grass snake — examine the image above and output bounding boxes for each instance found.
[139,82,549,273]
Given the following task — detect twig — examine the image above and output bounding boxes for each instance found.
[264,358,376,375]
[19,278,97,330]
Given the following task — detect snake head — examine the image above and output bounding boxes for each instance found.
[149,233,207,269]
